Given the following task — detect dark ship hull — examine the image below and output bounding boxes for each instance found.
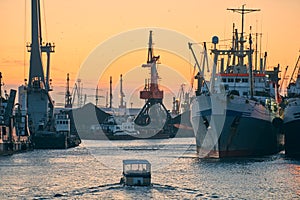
[283,98,300,157]
[193,112,283,158]
[33,132,81,149]
[33,132,67,149]
[284,120,300,157]
[191,95,284,158]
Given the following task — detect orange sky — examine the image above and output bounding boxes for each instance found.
[0,0,299,107]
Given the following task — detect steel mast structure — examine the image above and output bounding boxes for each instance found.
[65,73,72,108]
[119,74,126,109]
[26,0,55,132]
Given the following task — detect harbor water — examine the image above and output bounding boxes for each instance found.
[0,138,300,199]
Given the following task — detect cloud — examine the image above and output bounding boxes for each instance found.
[1,58,25,67]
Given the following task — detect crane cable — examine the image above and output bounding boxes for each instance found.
[23,0,27,83]
[42,0,48,42]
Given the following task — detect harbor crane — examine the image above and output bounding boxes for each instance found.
[134,31,171,128]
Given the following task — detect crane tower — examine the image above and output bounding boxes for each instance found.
[134,31,170,128]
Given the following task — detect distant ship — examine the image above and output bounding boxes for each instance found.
[170,85,195,138]
[0,74,32,155]
[283,54,300,157]
[190,6,283,158]
[101,115,171,140]
[100,116,141,140]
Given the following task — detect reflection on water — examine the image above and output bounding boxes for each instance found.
[287,161,300,197]
[0,138,300,199]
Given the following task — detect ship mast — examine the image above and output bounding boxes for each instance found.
[227,5,260,67]
[95,85,99,107]
[119,74,126,109]
[227,5,260,98]
[65,73,72,108]
[109,76,112,108]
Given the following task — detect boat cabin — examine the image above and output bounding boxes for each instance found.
[55,111,70,134]
[121,159,151,186]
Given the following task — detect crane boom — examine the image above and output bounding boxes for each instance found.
[287,54,300,86]
[279,66,288,90]
[188,42,203,76]
[188,42,210,94]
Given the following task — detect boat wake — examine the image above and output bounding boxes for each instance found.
[51,182,226,199]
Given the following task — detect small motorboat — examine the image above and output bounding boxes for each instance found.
[120,159,151,186]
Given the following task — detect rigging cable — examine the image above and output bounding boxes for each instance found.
[42,0,48,41]
[23,0,27,82]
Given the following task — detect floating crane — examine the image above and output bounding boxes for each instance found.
[24,0,81,149]
[134,31,170,127]
[26,0,55,131]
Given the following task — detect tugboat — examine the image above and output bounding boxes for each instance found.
[33,110,80,149]
[24,0,81,149]
[120,159,151,186]
[190,5,283,158]
[0,73,32,155]
[283,53,300,157]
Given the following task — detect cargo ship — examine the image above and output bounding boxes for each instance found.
[190,6,283,158]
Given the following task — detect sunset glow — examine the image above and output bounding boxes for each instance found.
[0,0,299,107]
